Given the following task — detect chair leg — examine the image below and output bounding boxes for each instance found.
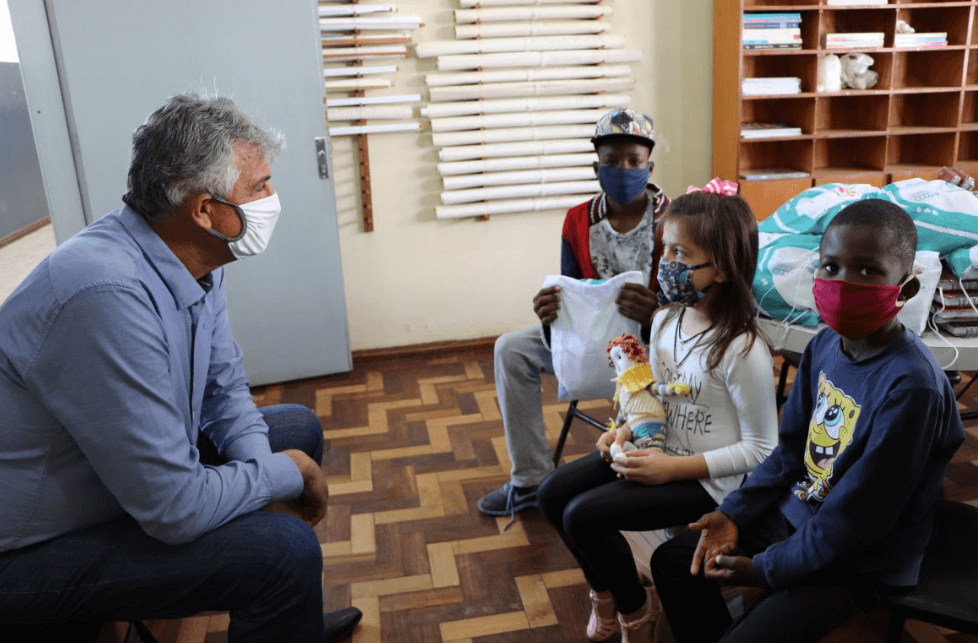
[884,611,906,643]
[553,400,579,466]
[776,361,790,410]
[127,620,162,643]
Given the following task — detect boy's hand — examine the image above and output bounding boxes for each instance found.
[616,283,656,325]
[689,511,739,576]
[705,554,757,586]
[533,286,561,325]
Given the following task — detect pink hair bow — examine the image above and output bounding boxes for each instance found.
[686,177,738,196]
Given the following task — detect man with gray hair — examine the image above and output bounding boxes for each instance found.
[0,94,361,642]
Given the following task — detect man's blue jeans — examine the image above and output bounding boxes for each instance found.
[0,404,326,643]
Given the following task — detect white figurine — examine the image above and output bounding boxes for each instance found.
[818,54,842,92]
[840,53,879,90]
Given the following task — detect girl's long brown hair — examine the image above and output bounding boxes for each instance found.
[655,190,763,372]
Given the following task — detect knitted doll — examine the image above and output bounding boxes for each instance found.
[606,334,691,463]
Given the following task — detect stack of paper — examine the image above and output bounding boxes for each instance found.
[740,122,803,139]
[742,77,802,96]
[741,168,809,181]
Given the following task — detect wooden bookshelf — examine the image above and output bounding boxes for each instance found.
[713,0,978,219]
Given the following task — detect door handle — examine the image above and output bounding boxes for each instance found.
[315,137,329,179]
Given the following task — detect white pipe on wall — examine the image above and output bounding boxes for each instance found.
[457,0,607,6]
[329,122,424,136]
[432,125,593,148]
[421,94,629,118]
[438,138,595,161]
[430,109,604,133]
[426,65,630,88]
[319,4,393,16]
[456,21,608,39]
[320,17,422,31]
[326,94,421,107]
[441,180,599,204]
[324,78,393,91]
[437,48,641,71]
[415,35,623,58]
[455,5,612,23]
[436,195,593,219]
[437,152,595,175]
[323,45,409,61]
[322,32,411,45]
[327,105,415,121]
[324,65,398,78]
[428,77,633,102]
[443,166,596,190]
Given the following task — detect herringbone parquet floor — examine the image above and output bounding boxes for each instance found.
[105,342,978,643]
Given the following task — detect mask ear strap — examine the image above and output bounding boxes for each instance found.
[895,271,920,307]
[207,194,248,242]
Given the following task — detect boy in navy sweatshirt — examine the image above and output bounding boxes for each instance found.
[649,199,964,643]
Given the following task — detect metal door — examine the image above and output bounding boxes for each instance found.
[10,0,351,384]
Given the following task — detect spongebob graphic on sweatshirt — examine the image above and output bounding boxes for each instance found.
[794,373,862,503]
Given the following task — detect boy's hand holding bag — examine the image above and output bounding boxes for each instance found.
[543,271,645,401]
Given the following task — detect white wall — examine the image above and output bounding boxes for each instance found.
[332,0,714,351]
[0,0,18,62]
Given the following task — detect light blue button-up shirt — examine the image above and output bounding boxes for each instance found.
[0,206,302,551]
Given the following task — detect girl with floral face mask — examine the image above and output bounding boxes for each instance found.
[537,181,779,643]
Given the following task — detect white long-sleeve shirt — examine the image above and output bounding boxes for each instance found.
[650,311,779,505]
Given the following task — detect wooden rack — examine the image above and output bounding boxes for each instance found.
[713,0,978,220]
[321,1,418,232]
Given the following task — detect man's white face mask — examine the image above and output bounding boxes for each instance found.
[206,192,281,259]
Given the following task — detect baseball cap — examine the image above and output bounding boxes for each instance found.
[591,107,655,152]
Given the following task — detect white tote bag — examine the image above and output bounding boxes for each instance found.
[543,271,645,401]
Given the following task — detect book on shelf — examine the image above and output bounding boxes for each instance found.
[825,32,885,49]
[741,168,810,181]
[743,28,801,40]
[893,41,948,49]
[743,36,802,45]
[742,77,801,96]
[938,270,978,292]
[743,20,802,29]
[825,32,884,41]
[934,320,978,338]
[740,122,802,139]
[826,41,885,49]
[826,0,888,5]
[744,43,802,51]
[934,292,978,308]
[932,307,978,323]
[893,33,948,48]
[743,13,802,20]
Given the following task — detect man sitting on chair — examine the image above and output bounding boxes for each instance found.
[0,93,360,643]
[478,107,669,519]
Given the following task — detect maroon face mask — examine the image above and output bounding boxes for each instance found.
[812,277,908,339]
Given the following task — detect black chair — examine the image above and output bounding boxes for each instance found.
[552,400,607,465]
[775,350,802,411]
[123,619,161,643]
[945,370,978,422]
[882,499,978,642]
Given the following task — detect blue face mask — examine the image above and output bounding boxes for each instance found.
[657,259,713,306]
[597,165,649,205]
